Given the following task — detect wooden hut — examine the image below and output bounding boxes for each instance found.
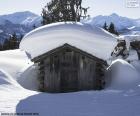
[20,22,117,92]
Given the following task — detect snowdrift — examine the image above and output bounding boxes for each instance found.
[17,65,39,91]
[108,59,140,90]
[0,50,34,90]
[20,22,117,60]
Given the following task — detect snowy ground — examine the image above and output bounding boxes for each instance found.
[1,49,140,116]
[0,50,37,114]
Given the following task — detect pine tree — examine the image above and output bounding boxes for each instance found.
[3,39,10,50]
[0,43,2,51]
[17,34,23,48]
[108,22,115,33]
[33,24,37,29]
[41,0,89,25]
[9,33,18,49]
[108,22,119,35]
[103,22,108,30]
[1,33,22,51]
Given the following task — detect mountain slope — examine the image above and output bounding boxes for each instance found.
[85,13,140,32]
[0,20,31,44]
[0,11,42,43]
[0,11,41,26]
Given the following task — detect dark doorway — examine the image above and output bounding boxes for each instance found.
[60,69,78,92]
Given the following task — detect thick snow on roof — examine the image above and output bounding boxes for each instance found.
[20,22,117,60]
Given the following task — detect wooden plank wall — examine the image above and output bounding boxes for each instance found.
[38,48,106,92]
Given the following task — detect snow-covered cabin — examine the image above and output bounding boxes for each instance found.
[20,22,117,92]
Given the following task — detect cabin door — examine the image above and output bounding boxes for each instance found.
[60,49,78,92]
[60,70,78,92]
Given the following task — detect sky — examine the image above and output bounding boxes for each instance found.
[0,0,140,19]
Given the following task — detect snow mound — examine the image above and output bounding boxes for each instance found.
[20,22,117,60]
[0,69,23,90]
[0,49,34,90]
[17,65,39,91]
[108,59,140,90]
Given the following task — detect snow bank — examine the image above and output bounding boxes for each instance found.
[0,49,34,89]
[20,22,117,60]
[108,59,140,90]
[127,49,139,61]
[131,60,140,73]
[17,65,39,91]
[0,49,33,79]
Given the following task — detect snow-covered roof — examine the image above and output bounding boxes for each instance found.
[20,22,117,60]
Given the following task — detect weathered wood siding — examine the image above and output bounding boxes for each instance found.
[37,47,106,92]
[78,55,96,90]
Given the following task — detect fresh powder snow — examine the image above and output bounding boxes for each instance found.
[20,22,117,60]
[0,50,140,116]
[107,59,140,90]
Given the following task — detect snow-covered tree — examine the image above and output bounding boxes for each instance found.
[9,33,18,49]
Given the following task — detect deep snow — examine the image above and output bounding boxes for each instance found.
[20,22,117,60]
[108,59,140,90]
[0,50,140,116]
